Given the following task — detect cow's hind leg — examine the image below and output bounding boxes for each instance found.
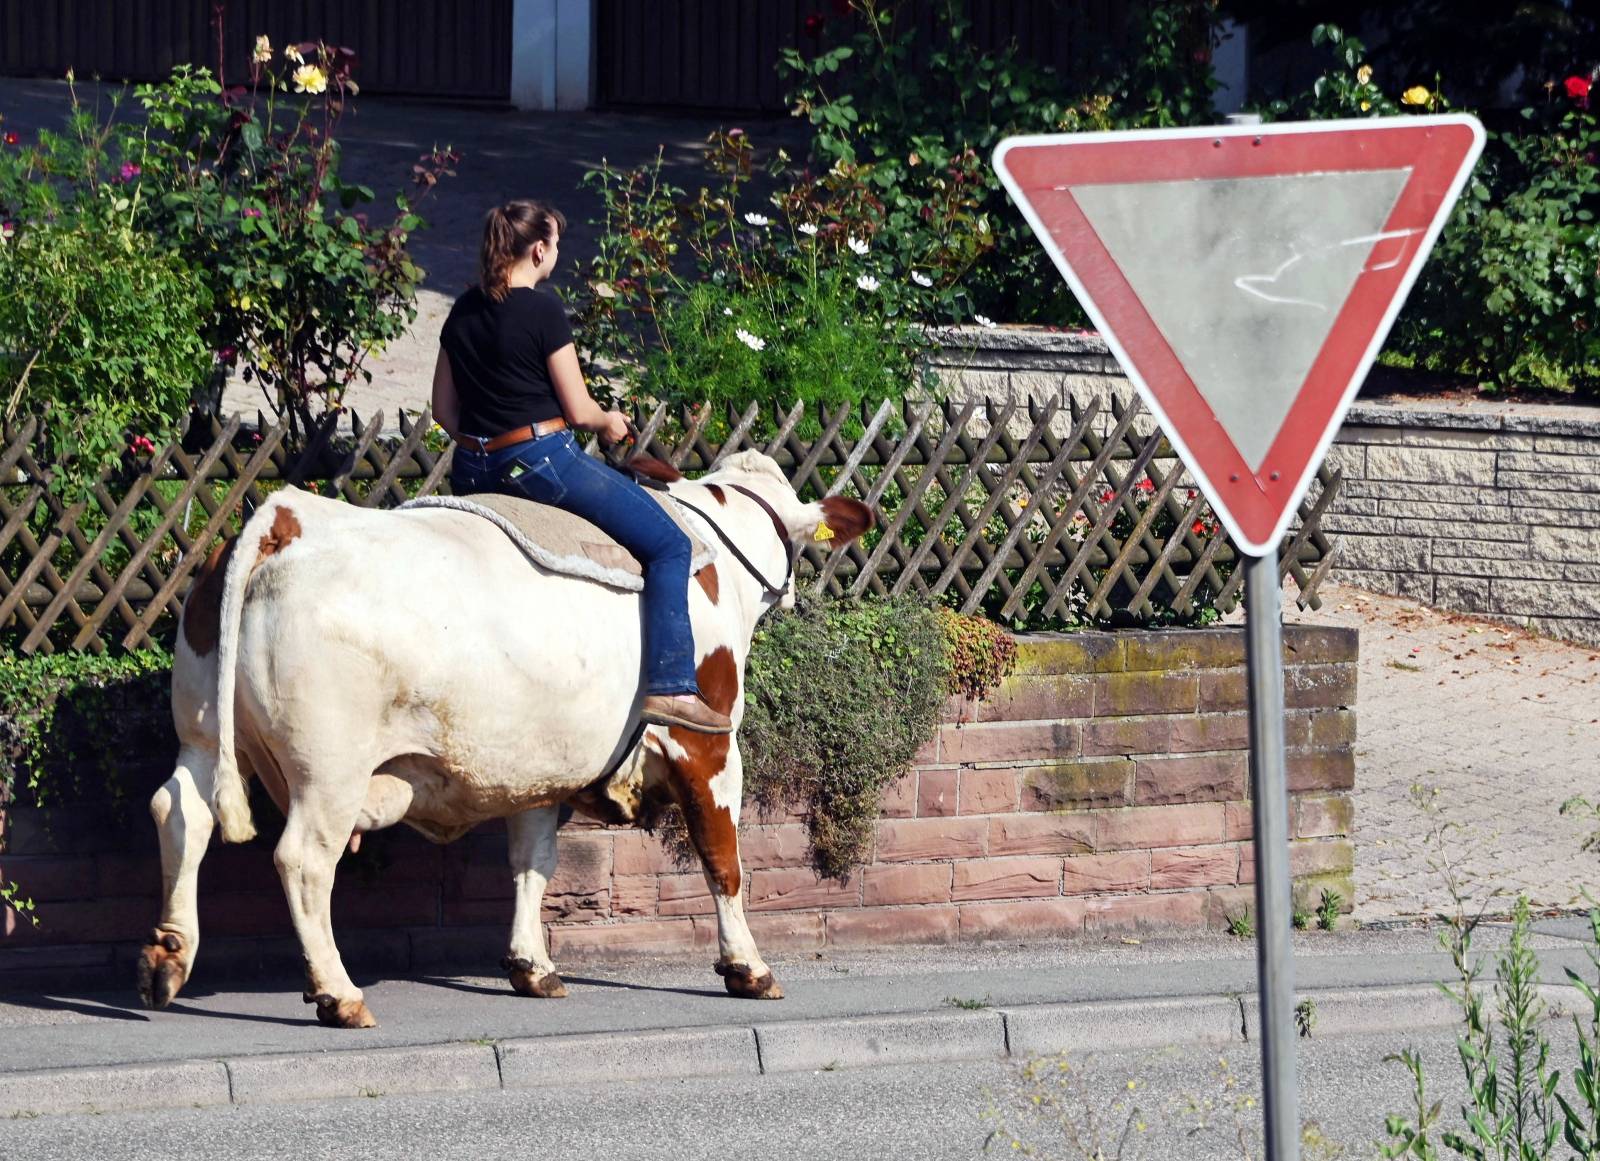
[502,806,567,998]
[663,735,782,1000]
[138,746,217,1008]
[275,775,376,1029]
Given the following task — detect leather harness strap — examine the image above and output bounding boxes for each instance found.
[667,483,795,601]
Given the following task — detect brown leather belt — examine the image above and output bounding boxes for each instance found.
[455,416,567,454]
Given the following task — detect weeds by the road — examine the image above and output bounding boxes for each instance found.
[1378,782,1600,1158]
[1317,889,1343,933]
[983,1051,1344,1160]
[945,995,992,1011]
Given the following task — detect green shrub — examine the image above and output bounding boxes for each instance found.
[741,593,951,878]
[127,51,456,437]
[575,130,953,426]
[937,606,1017,702]
[0,218,212,495]
[0,646,175,810]
[782,0,1222,326]
[1263,24,1600,396]
[0,47,454,446]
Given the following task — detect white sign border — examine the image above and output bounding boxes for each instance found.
[993,114,1485,557]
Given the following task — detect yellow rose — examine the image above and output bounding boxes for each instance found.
[292,64,328,95]
[1356,64,1373,86]
[1401,85,1431,106]
[1360,100,1372,112]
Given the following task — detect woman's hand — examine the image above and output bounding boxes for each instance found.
[598,409,632,447]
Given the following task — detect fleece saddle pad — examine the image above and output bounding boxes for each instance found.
[400,490,716,593]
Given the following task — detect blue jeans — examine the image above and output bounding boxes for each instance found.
[451,430,700,697]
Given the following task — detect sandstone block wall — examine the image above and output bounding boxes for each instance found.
[0,627,1357,990]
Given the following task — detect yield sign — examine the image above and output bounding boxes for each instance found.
[994,115,1484,555]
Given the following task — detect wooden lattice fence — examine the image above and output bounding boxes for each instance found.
[0,396,1340,654]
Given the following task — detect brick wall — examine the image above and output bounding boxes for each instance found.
[0,626,1356,990]
[927,326,1600,647]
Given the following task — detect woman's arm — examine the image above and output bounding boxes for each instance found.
[431,349,461,440]
[549,343,629,444]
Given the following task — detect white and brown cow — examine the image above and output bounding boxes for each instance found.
[137,450,872,1027]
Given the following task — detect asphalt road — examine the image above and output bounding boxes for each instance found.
[0,1021,1574,1161]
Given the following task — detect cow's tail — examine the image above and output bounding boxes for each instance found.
[211,497,281,844]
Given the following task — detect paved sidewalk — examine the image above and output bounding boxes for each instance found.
[1,924,1594,1119]
[1271,583,1600,921]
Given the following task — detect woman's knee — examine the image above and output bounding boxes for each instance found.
[644,523,693,570]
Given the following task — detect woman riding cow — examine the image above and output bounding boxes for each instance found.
[430,199,731,735]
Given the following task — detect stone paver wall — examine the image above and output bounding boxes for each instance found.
[0,628,1355,989]
[927,328,1600,647]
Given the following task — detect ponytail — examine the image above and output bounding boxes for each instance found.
[479,200,567,301]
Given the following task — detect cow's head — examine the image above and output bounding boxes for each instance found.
[699,450,874,608]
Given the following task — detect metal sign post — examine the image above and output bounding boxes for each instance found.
[1245,552,1299,1161]
[994,115,1484,1161]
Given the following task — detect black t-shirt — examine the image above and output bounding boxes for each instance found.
[440,284,575,437]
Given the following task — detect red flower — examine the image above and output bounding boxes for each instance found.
[1192,519,1209,536]
[1566,75,1592,102]
[3,132,18,146]
[1135,478,1155,494]
[129,435,156,456]
[1097,488,1115,504]
[804,12,824,35]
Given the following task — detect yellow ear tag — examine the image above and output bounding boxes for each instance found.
[813,519,836,543]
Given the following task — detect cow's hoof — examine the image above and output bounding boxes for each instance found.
[308,993,378,1029]
[715,960,784,1000]
[503,955,566,998]
[136,930,188,1010]
[511,969,568,999]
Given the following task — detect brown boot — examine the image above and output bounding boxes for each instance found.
[641,693,734,734]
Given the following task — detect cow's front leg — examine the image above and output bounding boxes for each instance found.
[664,734,782,1000]
[503,806,567,998]
[138,746,217,1009]
[276,779,375,1029]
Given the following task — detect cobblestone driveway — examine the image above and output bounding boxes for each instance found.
[1277,583,1600,920]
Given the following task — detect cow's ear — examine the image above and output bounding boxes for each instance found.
[813,496,874,545]
[626,455,683,483]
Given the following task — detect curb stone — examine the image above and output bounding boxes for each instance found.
[754,1010,1006,1074]
[0,983,1536,1120]
[226,1042,501,1106]
[0,1059,231,1119]
[1003,995,1242,1056]
[498,1026,759,1089]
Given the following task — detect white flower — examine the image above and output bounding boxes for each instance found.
[735,328,766,351]
[847,236,869,256]
[856,275,880,292]
[975,314,996,328]
[285,44,304,63]
[252,35,273,64]
[723,307,733,316]
[797,222,818,236]
[744,212,770,227]
[911,271,933,288]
